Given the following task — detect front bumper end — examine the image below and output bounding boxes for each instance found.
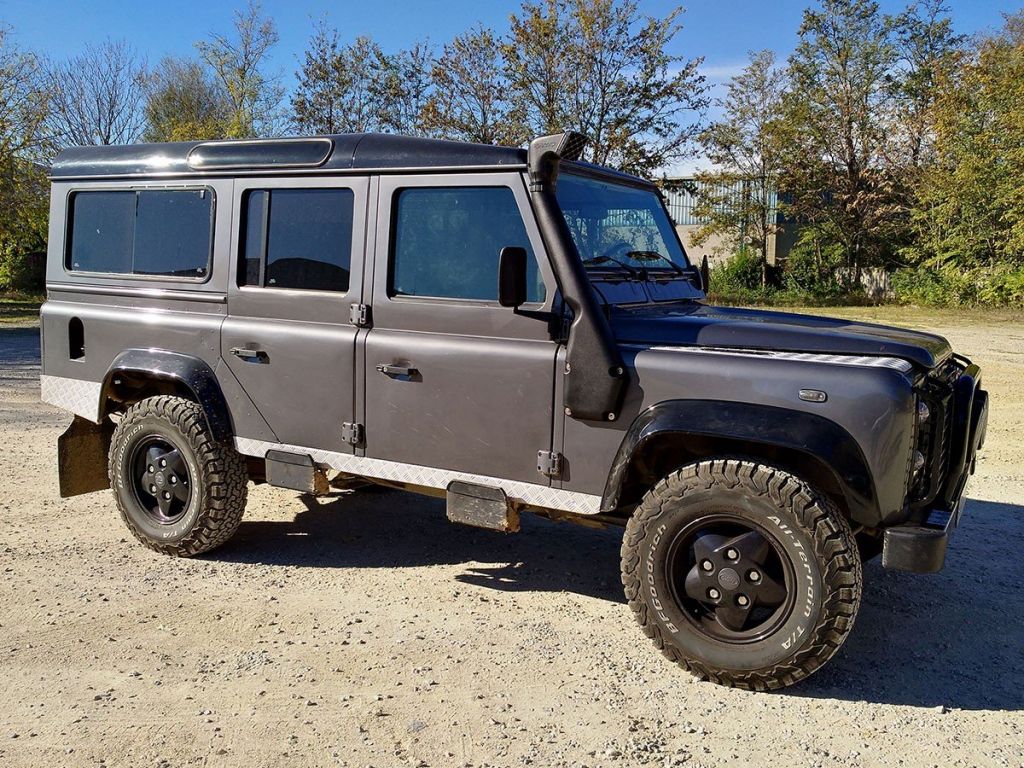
[882,365,988,574]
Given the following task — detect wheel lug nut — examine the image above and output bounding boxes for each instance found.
[163,491,171,500]
[148,465,154,473]
[749,570,761,582]
[700,560,714,572]
[169,476,177,484]
[726,548,739,560]
[737,595,750,607]
[708,588,721,600]
[150,485,156,493]
[159,459,167,468]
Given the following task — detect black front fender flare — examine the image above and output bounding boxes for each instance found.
[101,349,233,444]
[601,400,881,525]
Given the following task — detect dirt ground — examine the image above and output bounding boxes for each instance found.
[1,307,1022,768]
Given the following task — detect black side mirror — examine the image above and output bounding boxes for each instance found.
[700,255,710,293]
[498,246,528,308]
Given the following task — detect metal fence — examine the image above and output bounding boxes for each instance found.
[662,177,780,227]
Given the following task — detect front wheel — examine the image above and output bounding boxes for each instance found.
[621,459,862,690]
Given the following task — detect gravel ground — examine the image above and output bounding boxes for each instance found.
[1,310,1022,768]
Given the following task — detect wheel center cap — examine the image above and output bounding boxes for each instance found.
[155,472,166,488]
[718,567,740,591]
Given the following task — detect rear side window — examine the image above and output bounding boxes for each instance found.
[390,187,545,303]
[240,188,354,293]
[67,189,213,278]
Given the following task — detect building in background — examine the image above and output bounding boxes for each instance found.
[662,177,799,267]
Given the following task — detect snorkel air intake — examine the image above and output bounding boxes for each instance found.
[526,132,628,422]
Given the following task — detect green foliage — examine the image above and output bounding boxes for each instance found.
[0,25,49,291]
[504,0,708,175]
[904,11,1024,271]
[143,56,233,142]
[421,26,521,145]
[694,50,786,267]
[782,227,849,297]
[891,263,1024,309]
[195,0,284,138]
[710,251,764,294]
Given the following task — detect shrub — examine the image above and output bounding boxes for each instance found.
[891,262,1024,308]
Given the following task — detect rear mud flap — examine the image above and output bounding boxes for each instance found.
[57,416,114,498]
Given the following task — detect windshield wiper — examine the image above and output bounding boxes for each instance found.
[624,251,684,275]
[582,254,641,278]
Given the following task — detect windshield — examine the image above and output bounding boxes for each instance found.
[555,174,690,273]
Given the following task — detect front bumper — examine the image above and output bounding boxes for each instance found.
[882,365,988,574]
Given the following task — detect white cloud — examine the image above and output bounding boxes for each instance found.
[699,62,748,83]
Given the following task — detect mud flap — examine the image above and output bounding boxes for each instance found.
[265,450,330,495]
[57,416,114,497]
[446,481,519,532]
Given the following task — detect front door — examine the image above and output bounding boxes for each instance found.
[222,177,368,453]
[362,172,560,495]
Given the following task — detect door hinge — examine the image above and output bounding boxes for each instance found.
[342,422,364,447]
[349,303,371,327]
[537,450,562,478]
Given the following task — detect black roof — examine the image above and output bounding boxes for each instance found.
[50,133,530,179]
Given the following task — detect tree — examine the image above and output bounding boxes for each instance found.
[893,0,964,171]
[143,56,233,142]
[906,12,1024,268]
[504,0,708,175]
[693,50,787,285]
[292,24,388,134]
[379,42,435,135]
[45,39,147,147]
[423,26,522,145]
[0,24,50,288]
[196,0,284,138]
[777,0,904,287]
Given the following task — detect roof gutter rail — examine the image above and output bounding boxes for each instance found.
[527,132,628,422]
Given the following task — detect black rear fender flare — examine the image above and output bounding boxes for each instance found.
[100,349,233,444]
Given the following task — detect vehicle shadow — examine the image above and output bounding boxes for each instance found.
[218,487,627,604]
[789,498,1024,712]
[217,491,1024,712]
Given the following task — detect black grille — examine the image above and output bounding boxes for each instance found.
[909,360,960,504]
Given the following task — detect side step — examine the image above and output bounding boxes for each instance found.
[266,450,329,495]
[446,481,519,532]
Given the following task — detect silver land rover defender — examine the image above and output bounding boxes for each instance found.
[41,132,988,689]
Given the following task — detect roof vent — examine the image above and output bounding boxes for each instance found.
[186,137,333,171]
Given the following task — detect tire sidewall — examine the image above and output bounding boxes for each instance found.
[111,413,205,544]
[640,485,825,672]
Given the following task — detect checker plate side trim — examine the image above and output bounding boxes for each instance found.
[235,436,602,515]
[40,375,102,422]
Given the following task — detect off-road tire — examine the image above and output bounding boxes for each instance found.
[621,459,862,690]
[109,395,248,556]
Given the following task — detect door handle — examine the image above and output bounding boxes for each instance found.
[376,363,418,378]
[230,346,269,363]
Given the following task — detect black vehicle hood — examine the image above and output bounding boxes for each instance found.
[610,303,951,370]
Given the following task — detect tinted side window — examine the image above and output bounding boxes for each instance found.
[68,189,212,278]
[133,190,213,276]
[240,188,353,293]
[68,192,135,273]
[391,187,544,302]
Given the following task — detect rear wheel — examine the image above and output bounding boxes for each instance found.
[108,395,248,556]
[621,459,862,690]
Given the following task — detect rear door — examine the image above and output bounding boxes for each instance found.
[361,172,561,491]
[222,176,368,453]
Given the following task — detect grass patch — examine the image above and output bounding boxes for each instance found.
[0,291,44,325]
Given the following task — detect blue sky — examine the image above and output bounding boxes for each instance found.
[0,0,1015,171]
